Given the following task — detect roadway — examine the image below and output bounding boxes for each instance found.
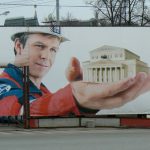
[0,127,150,150]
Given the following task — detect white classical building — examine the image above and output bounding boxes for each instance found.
[82,45,149,83]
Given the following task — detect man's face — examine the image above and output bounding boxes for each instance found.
[16,33,60,79]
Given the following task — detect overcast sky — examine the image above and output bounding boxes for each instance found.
[0,0,94,25]
[0,27,150,114]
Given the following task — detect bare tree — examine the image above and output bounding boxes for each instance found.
[44,13,56,22]
[137,0,150,26]
[86,0,150,26]
[86,0,122,26]
[141,0,146,25]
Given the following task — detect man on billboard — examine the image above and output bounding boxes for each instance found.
[0,27,148,116]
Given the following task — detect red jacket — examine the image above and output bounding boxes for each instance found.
[0,64,80,116]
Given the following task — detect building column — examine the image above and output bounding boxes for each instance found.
[115,67,117,82]
[107,67,110,82]
[99,67,102,83]
[121,67,124,80]
[104,67,107,83]
[88,68,92,82]
[91,68,94,82]
[119,67,121,80]
[95,68,97,82]
[93,68,96,82]
[117,67,120,81]
[97,68,99,82]
[112,67,115,82]
[109,67,112,82]
[83,67,87,81]
[93,68,95,82]
[87,68,90,81]
[101,67,104,82]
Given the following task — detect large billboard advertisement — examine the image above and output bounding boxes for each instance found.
[0,27,150,117]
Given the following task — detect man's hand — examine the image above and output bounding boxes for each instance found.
[71,72,147,110]
[138,74,150,95]
[65,57,83,82]
[66,57,149,110]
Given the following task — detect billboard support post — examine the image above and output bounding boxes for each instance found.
[23,66,30,129]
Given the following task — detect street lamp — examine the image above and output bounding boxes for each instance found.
[0,11,10,16]
[0,11,10,25]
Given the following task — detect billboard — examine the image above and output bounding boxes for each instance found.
[0,26,150,117]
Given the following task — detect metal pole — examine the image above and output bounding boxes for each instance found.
[56,0,60,25]
[23,66,30,129]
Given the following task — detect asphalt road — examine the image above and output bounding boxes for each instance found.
[0,127,150,150]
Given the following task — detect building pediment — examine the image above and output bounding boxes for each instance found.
[90,45,125,53]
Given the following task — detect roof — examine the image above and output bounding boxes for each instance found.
[90,45,125,53]
[90,45,139,58]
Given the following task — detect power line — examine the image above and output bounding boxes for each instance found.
[0,3,93,7]
[30,0,55,2]
[0,0,55,3]
[35,0,56,5]
[0,0,56,8]
[4,0,34,3]
[0,0,55,9]
[1,0,28,3]
[0,5,22,10]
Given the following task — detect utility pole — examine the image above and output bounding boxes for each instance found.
[42,1,59,26]
[23,66,30,129]
[23,27,30,129]
[49,0,60,34]
[56,0,60,25]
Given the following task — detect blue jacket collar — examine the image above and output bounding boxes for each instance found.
[4,64,45,94]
